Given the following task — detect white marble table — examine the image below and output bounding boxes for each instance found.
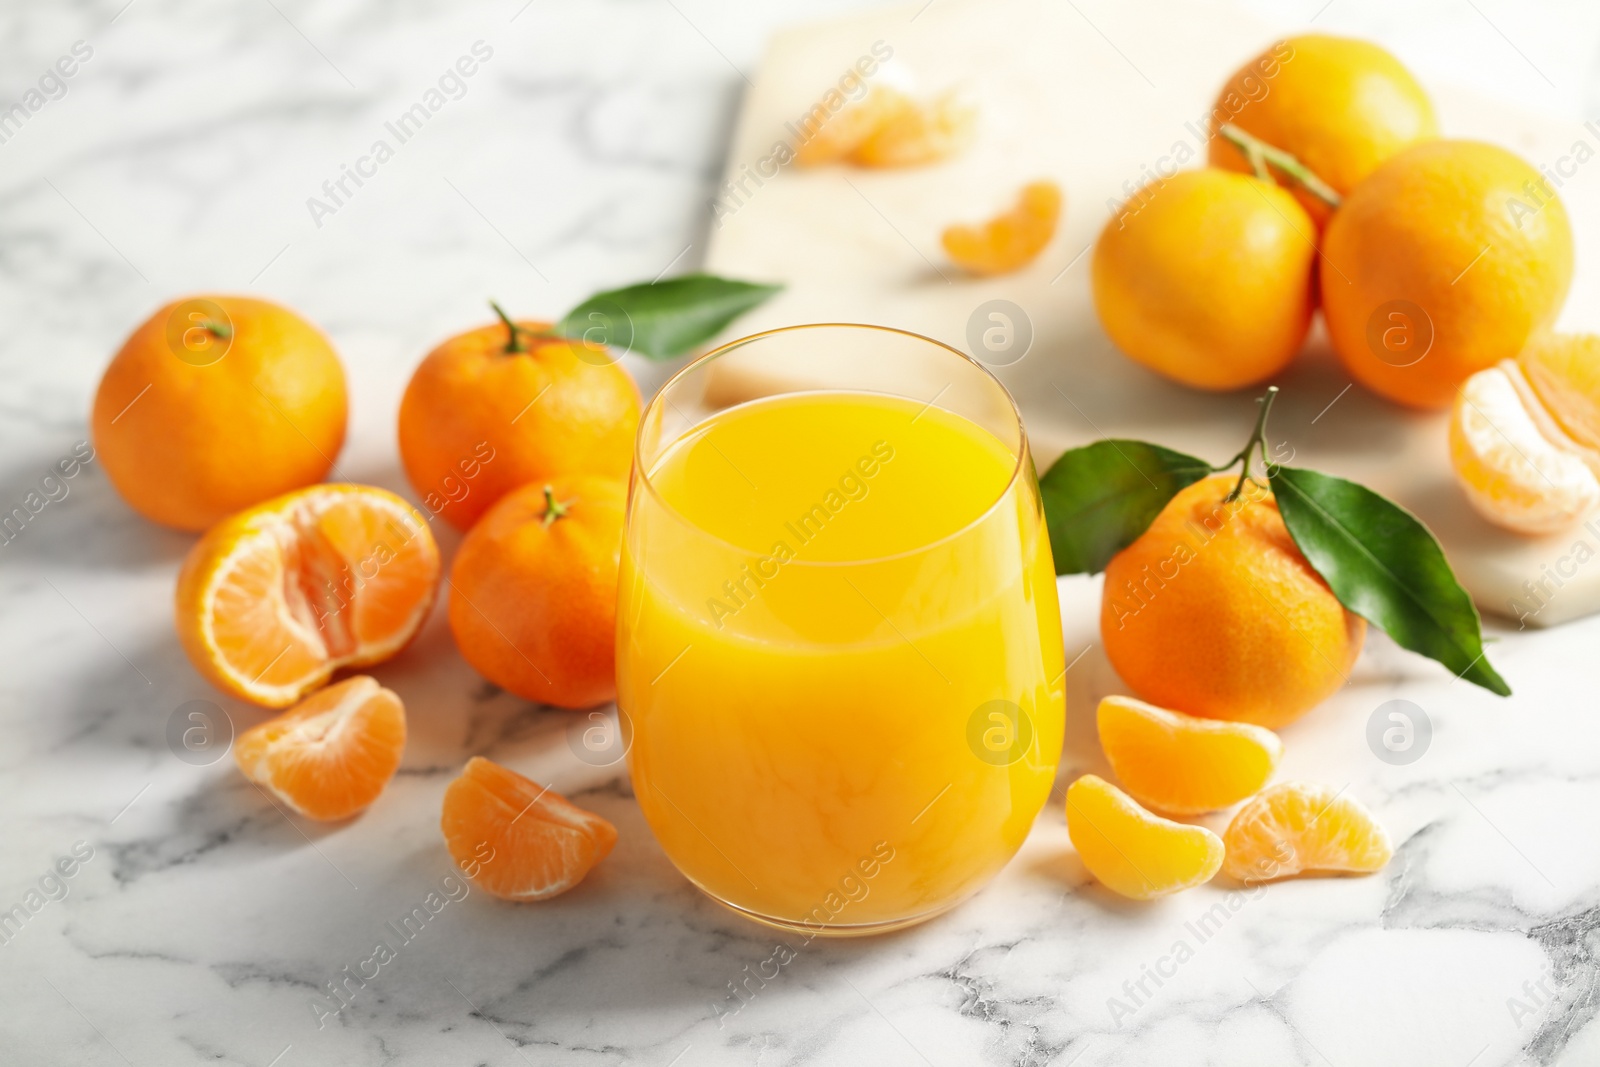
[3,1,1599,1064]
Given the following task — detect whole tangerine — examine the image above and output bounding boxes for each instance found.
[1321,139,1574,410]
[1209,34,1436,227]
[92,295,347,531]
[398,308,639,530]
[1100,474,1365,728]
[1092,169,1315,392]
[448,475,625,708]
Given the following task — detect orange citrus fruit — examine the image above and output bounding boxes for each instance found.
[92,295,347,532]
[942,180,1062,276]
[1091,169,1315,391]
[1222,781,1392,882]
[1101,475,1365,728]
[1518,333,1600,450]
[794,85,915,166]
[1097,695,1282,816]
[1066,774,1224,900]
[1322,139,1574,410]
[1451,335,1600,534]
[441,756,618,901]
[1209,34,1436,227]
[235,675,405,821]
[851,90,977,167]
[398,313,639,531]
[175,484,440,708]
[448,476,625,707]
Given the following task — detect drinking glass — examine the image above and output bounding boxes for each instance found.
[617,323,1064,935]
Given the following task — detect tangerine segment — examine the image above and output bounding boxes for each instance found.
[175,484,440,708]
[441,757,617,902]
[1222,782,1392,883]
[794,86,915,166]
[1518,334,1600,453]
[1097,695,1282,816]
[1066,774,1224,900]
[235,675,406,821]
[1450,360,1600,535]
[850,90,977,167]
[942,181,1063,276]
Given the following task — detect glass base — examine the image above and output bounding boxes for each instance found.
[693,878,976,938]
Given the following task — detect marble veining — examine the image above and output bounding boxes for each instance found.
[4,0,1600,1064]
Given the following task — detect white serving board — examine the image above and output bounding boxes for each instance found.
[700,0,1600,628]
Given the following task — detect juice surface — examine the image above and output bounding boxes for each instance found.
[645,389,1015,560]
[619,390,1064,930]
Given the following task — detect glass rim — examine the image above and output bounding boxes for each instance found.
[632,321,1031,568]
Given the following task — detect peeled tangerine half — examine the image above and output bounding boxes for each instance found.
[235,675,405,821]
[794,86,915,167]
[1066,774,1224,900]
[1097,695,1282,816]
[1222,782,1393,883]
[441,757,618,902]
[851,90,978,167]
[942,180,1063,276]
[175,484,441,708]
[1451,335,1600,534]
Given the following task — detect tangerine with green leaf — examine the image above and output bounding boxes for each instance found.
[1101,471,1365,728]
[398,303,639,531]
[1049,390,1508,711]
[401,278,781,530]
[1096,390,1366,727]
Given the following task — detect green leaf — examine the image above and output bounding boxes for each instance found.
[1038,440,1212,575]
[1268,465,1510,696]
[556,273,783,361]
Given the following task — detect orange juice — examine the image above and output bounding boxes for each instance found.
[618,389,1064,932]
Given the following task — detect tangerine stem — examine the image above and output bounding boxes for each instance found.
[541,485,571,527]
[490,299,528,354]
[1224,386,1280,503]
[199,319,232,340]
[1217,123,1342,209]
[1237,137,1271,182]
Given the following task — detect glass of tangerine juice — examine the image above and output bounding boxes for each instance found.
[617,323,1065,935]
